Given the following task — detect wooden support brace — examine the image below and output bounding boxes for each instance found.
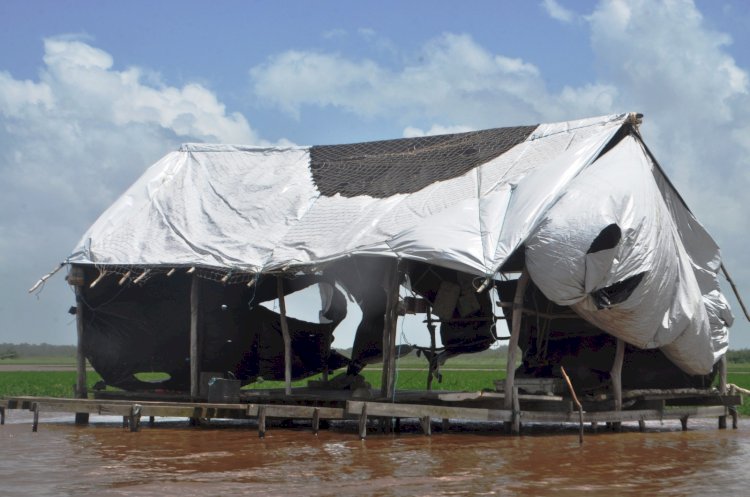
[420,416,432,436]
[312,408,320,435]
[32,403,39,432]
[358,403,367,440]
[258,406,266,438]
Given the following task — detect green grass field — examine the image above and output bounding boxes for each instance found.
[3,353,749,416]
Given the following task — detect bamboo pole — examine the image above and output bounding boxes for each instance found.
[505,270,529,410]
[277,276,292,396]
[721,264,750,321]
[560,366,584,445]
[190,274,201,400]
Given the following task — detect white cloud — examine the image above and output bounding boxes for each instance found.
[250,32,615,128]
[542,0,577,23]
[403,124,476,138]
[0,37,266,343]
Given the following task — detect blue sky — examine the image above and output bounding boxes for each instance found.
[1,0,749,349]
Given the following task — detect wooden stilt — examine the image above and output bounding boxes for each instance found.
[420,416,432,436]
[129,404,142,432]
[394,417,401,434]
[505,271,529,410]
[591,421,598,433]
[381,261,400,400]
[719,355,728,429]
[511,387,521,435]
[680,416,688,431]
[426,311,436,390]
[277,277,293,396]
[190,275,202,401]
[730,407,738,429]
[71,268,90,425]
[0,406,5,425]
[442,418,450,432]
[258,406,266,438]
[638,419,646,432]
[149,416,155,426]
[312,408,320,435]
[610,338,625,432]
[358,403,368,440]
[32,403,39,432]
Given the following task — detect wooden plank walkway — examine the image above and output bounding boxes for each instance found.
[0,387,741,438]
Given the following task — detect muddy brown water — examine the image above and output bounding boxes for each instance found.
[1,411,748,497]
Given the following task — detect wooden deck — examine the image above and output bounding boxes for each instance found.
[0,386,741,439]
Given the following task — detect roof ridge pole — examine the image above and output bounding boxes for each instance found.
[504,270,529,411]
[277,276,293,396]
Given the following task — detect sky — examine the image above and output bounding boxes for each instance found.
[1,0,749,350]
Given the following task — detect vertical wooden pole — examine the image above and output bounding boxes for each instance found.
[32,403,39,433]
[277,277,293,396]
[359,403,368,440]
[610,338,625,432]
[381,261,400,400]
[505,270,529,410]
[69,265,90,426]
[312,408,320,435]
[258,405,266,438]
[719,354,728,429]
[190,274,201,401]
[426,310,436,391]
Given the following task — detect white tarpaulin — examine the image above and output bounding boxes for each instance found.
[66,113,732,374]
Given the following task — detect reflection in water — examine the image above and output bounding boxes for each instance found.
[1,415,748,497]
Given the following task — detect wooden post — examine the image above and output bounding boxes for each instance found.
[611,338,625,432]
[312,408,320,435]
[129,404,142,432]
[258,405,266,438]
[638,419,646,432]
[381,261,400,399]
[511,387,521,434]
[680,416,688,431]
[0,406,5,425]
[426,310,436,390]
[68,265,90,425]
[719,354,728,429]
[277,277,293,396]
[505,270,529,410]
[420,416,432,436]
[190,274,202,400]
[359,403,368,440]
[32,403,39,432]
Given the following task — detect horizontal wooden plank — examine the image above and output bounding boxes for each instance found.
[347,401,512,422]
[256,404,344,419]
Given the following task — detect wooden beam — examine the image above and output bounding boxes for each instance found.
[505,270,529,410]
[190,275,201,400]
[277,276,293,396]
[258,405,266,438]
[611,338,625,411]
